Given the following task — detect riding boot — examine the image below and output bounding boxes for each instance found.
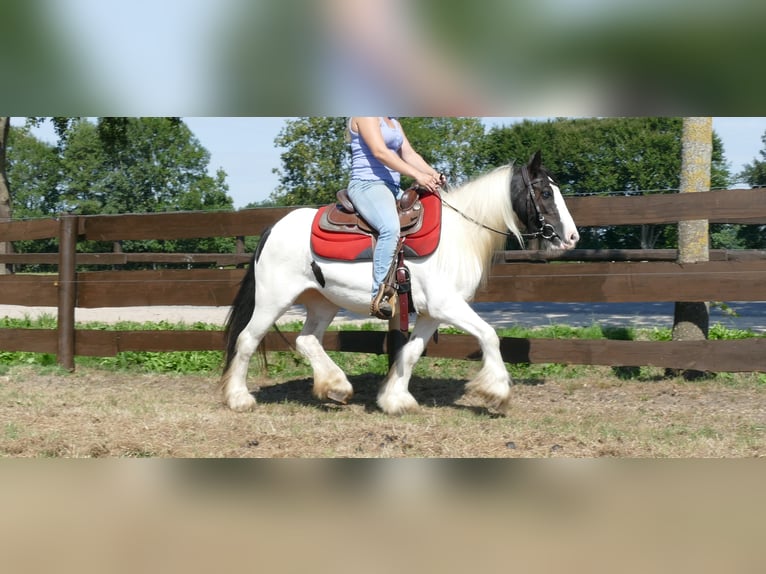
[371,283,398,320]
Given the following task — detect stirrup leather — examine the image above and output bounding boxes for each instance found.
[371,283,398,320]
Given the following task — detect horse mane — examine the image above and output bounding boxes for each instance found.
[434,164,523,289]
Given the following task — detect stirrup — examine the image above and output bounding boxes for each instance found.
[371,283,398,320]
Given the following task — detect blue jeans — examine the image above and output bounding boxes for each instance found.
[347,179,401,296]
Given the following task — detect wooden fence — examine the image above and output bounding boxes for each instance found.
[1,189,765,373]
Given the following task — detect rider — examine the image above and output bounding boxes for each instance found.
[346,117,444,319]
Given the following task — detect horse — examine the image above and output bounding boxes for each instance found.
[220,151,579,415]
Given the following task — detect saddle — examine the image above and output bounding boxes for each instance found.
[310,186,441,262]
[318,186,426,238]
[311,186,443,325]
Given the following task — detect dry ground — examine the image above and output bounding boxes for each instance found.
[1,365,764,457]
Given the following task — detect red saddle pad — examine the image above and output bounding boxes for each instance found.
[311,192,442,261]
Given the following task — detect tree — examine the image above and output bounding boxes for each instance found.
[271,117,349,206]
[5,118,235,267]
[480,117,730,249]
[740,133,766,187]
[0,117,12,274]
[396,117,485,185]
[5,124,63,259]
[270,117,486,206]
[714,130,766,250]
[57,118,231,215]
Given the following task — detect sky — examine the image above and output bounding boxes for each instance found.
[167,117,766,208]
[17,117,766,209]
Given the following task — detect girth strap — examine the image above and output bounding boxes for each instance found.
[395,248,412,333]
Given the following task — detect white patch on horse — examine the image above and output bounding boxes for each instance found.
[550,178,580,248]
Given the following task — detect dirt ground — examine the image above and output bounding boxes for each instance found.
[1,365,763,458]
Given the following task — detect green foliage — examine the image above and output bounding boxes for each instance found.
[5,126,62,259]
[480,117,731,250]
[7,118,236,269]
[710,224,748,250]
[270,117,486,206]
[10,117,233,217]
[731,130,766,249]
[58,118,233,215]
[397,117,485,186]
[740,131,766,187]
[84,351,223,373]
[270,117,350,206]
[0,314,58,329]
[708,324,759,340]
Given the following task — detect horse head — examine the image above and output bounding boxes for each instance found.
[512,150,579,250]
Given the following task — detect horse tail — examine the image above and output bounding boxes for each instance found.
[222,226,272,373]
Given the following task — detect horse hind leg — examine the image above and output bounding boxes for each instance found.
[221,291,298,412]
[220,323,264,412]
[295,292,353,404]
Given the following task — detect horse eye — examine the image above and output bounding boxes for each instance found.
[541,190,552,200]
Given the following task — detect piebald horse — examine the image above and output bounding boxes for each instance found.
[221,151,579,415]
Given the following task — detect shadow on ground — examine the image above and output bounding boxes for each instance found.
[254,373,546,415]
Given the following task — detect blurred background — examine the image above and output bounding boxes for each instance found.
[2,1,765,569]
[3,0,766,115]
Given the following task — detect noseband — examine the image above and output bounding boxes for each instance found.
[520,165,558,241]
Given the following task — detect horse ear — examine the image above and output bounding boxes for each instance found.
[529,150,542,172]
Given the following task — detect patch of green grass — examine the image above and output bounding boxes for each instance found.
[0,314,58,329]
[0,351,59,368]
[4,422,21,440]
[77,350,224,374]
[708,323,761,340]
[1,318,764,380]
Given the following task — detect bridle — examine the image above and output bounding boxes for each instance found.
[438,164,561,241]
[519,165,559,241]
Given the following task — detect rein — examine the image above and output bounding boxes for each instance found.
[439,193,512,237]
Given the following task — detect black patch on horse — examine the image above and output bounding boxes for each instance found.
[311,261,326,288]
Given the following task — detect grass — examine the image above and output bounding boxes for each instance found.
[1,356,764,457]
[1,316,764,458]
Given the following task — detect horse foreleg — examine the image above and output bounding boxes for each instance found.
[377,316,440,415]
[295,294,353,404]
[433,298,512,414]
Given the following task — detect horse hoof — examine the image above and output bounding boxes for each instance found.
[227,392,256,412]
[327,388,353,405]
[459,386,510,415]
[377,393,420,416]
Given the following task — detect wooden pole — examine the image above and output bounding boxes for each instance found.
[57,216,78,371]
[672,117,712,378]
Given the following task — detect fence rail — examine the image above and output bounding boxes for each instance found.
[1,189,765,372]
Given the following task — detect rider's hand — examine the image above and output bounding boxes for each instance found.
[414,171,439,193]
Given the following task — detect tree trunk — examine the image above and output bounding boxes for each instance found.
[0,116,13,275]
[671,117,712,379]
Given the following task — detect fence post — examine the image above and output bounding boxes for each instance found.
[672,118,712,378]
[57,215,78,371]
